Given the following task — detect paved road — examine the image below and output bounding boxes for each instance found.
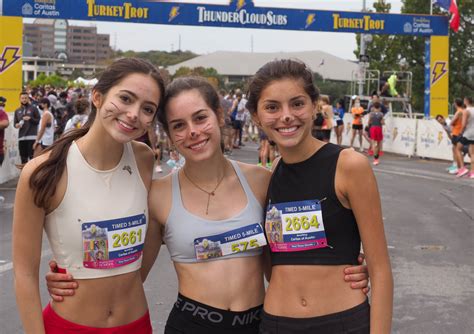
[1,142,473,333]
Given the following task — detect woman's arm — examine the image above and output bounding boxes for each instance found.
[12,160,48,334]
[141,183,163,282]
[460,109,469,134]
[340,150,393,333]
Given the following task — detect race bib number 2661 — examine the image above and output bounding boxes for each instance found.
[82,214,146,269]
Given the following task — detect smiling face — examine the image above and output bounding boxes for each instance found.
[166,89,223,162]
[254,78,316,151]
[92,73,160,143]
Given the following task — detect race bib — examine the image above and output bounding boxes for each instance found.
[265,200,327,252]
[194,223,267,261]
[82,214,146,269]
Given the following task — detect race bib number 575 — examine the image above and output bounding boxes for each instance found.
[265,200,327,252]
[82,214,146,269]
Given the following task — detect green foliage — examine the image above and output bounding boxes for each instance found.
[68,68,85,81]
[313,73,351,102]
[114,50,198,67]
[173,66,225,88]
[354,0,473,112]
[28,73,67,88]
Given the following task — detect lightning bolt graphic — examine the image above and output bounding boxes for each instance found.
[169,6,180,22]
[236,0,246,11]
[305,14,316,29]
[431,61,448,85]
[0,46,21,74]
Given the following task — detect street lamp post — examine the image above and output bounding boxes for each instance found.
[358,0,367,96]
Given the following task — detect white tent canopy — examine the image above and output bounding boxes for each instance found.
[73,77,98,86]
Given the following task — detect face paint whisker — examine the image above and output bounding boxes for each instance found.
[102,101,122,119]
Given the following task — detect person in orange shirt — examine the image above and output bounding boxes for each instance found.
[451,98,467,176]
[350,97,364,151]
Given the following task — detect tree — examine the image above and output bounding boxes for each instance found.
[448,1,474,98]
[173,66,224,88]
[354,0,398,73]
[28,73,67,88]
[354,0,473,113]
[113,50,198,67]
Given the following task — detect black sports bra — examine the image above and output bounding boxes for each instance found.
[265,143,360,266]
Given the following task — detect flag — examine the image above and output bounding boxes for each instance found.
[433,0,460,32]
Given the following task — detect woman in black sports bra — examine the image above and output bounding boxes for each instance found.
[246,59,393,334]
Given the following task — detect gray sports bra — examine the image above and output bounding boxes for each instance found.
[164,160,265,263]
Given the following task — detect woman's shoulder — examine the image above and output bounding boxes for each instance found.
[236,161,271,180]
[21,153,52,177]
[338,149,370,175]
[235,161,271,205]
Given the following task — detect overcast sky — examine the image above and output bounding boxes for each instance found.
[28,0,405,61]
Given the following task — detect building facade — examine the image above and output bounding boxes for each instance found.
[24,19,112,64]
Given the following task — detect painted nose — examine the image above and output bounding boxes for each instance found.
[126,107,139,122]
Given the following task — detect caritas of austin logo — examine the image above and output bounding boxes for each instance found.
[197,6,287,27]
[23,0,60,17]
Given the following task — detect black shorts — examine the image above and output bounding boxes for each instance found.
[312,129,331,141]
[460,136,474,145]
[452,135,462,145]
[165,293,262,334]
[352,124,363,130]
[232,120,243,130]
[259,300,370,334]
[336,119,344,127]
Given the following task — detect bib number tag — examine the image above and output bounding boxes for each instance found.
[194,223,267,261]
[82,214,146,269]
[265,200,327,252]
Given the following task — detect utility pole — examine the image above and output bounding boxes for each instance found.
[358,0,367,96]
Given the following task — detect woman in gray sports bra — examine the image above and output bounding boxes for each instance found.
[45,76,370,334]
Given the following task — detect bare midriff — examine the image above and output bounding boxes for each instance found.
[176,256,265,311]
[264,265,366,317]
[51,271,147,327]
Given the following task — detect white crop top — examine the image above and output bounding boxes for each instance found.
[44,141,148,279]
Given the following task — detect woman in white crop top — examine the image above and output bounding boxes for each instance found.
[13,58,165,334]
[45,77,370,333]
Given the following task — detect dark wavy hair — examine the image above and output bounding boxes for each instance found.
[246,59,319,115]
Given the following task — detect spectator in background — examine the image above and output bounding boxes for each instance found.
[0,96,9,204]
[33,97,55,157]
[54,92,69,136]
[435,114,457,172]
[319,95,334,143]
[368,94,388,115]
[218,89,233,155]
[450,98,465,176]
[387,73,399,97]
[458,96,474,178]
[350,96,364,151]
[368,102,385,166]
[334,99,345,145]
[14,92,41,164]
[63,98,89,133]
